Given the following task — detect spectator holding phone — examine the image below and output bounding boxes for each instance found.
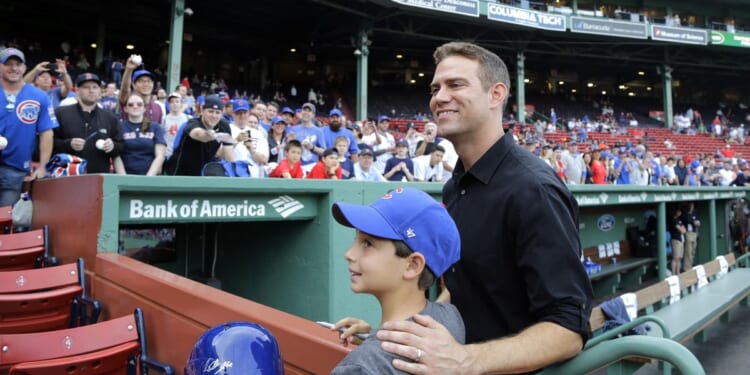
[24,59,72,109]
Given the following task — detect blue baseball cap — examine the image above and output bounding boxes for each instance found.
[271,115,287,125]
[378,115,390,122]
[0,48,25,64]
[132,69,154,82]
[332,187,460,277]
[329,108,342,117]
[233,99,250,113]
[281,106,294,115]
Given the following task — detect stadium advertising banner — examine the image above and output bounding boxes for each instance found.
[574,191,746,207]
[119,194,317,223]
[711,30,750,48]
[570,16,647,39]
[651,25,708,45]
[486,3,566,31]
[391,0,479,17]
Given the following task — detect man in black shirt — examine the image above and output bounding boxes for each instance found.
[53,73,123,173]
[165,95,234,176]
[377,42,593,374]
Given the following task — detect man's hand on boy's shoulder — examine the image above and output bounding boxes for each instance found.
[378,314,473,375]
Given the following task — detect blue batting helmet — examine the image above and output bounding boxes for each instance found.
[185,321,283,375]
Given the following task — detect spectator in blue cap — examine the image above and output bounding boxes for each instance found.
[280,106,295,125]
[323,108,359,163]
[268,116,289,163]
[118,54,164,125]
[329,187,464,374]
[230,99,269,177]
[0,47,58,204]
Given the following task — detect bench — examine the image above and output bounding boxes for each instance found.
[578,252,750,374]
[0,308,174,374]
[583,240,656,298]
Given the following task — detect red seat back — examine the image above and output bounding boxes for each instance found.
[0,262,83,334]
[0,229,47,271]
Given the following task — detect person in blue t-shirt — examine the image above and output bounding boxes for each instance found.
[289,102,326,172]
[0,48,58,206]
[114,94,166,175]
[322,108,359,162]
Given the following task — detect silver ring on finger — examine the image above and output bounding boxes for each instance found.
[414,349,424,363]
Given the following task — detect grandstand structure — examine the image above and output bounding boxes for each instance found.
[3,0,750,129]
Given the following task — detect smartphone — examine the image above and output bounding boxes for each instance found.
[316,321,370,340]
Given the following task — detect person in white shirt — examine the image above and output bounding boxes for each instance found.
[413,145,445,182]
[403,122,423,157]
[369,115,396,174]
[353,147,386,182]
[718,160,737,186]
[161,92,189,158]
[438,137,458,181]
[229,100,269,177]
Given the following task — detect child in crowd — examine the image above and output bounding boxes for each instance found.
[334,136,355,179]
[329,187,464,374]
[269,140,303,178]
[307,148,342,179]
[161,92,189,159]
[383,140,415,182]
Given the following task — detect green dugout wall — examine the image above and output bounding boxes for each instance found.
[32,175,749,327]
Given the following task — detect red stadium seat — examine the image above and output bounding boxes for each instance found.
[0,206,12,234]
[0,225,56,271]
[0,258,100,334]
[0,308,174,374]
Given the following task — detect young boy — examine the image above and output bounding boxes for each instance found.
[307,148,342,179]
[269,140,304,178]
[383,140,415,182]
[329,187,464,374]
[334,135,355,179]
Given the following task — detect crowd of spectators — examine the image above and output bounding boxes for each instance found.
[3,36,749,188]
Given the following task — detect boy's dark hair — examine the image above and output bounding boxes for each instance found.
[393,240,436,290]
[267,101,280,110]
[285,139,302,152]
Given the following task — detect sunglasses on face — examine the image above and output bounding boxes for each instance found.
[127,102,144,107]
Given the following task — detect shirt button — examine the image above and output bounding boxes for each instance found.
[460,189,466,195]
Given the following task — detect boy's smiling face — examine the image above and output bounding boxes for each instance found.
[345,230,408,296]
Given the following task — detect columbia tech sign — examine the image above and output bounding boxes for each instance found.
[119,194,317,223]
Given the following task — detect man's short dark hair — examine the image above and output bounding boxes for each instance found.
[394,240,435,290]
[433,42,510,106]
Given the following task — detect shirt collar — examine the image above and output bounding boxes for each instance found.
[454,133,512,185]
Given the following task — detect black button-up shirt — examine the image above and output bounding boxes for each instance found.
[443,133,593,344]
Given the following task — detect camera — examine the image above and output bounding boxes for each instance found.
[46,63,57,72]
